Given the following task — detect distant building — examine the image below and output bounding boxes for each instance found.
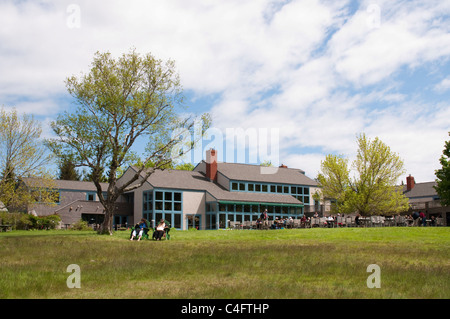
[25,149,320,230]
[403,175,449,226]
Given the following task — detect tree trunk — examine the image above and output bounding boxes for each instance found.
[98,206,114,235]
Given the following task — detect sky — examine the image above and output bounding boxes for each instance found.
[1,0,449,183]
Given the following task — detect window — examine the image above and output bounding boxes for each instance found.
[255,184,261,192]
[239,183,245,191]
[248,184,254,192]
[86,192,96,201]
[154,190,182,213]
[232,182,238,191]
[270,185,276,193]
[262,185,268,192]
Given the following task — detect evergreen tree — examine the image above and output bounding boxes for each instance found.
[434,132,450,206]
[58,156,81,180]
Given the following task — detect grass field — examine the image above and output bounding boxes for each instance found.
[0,227,449,299]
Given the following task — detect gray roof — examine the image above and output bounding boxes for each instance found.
[214,161,318,186]
[139,168,304,206]
[403,182,438,199]
[22,178,109,192]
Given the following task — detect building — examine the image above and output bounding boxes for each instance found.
[26,149,320,230]
[403,174,449,226]
[24,178,133,228]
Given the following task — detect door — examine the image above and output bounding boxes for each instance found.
[186,214,201,230]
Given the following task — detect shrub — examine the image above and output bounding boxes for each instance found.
[70,219,92,231]
[27,214,61,230]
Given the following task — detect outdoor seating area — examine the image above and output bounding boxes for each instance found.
[228,214,445,230]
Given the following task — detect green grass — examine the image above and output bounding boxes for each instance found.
[0,227,449,299]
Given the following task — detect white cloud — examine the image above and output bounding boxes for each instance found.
[434,77,450,93]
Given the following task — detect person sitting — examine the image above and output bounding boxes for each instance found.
[130,223,143,241]
[140,218,150,240]
[154,219,166,241]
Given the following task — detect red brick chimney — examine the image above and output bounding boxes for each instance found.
[206,149,218,182]
[279,164,288,168]
[406,174,415,191]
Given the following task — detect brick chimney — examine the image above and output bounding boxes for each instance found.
[279,164,288,168]
[406,174,415,191]
[206,149,218,182]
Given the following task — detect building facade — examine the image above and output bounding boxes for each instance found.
[403,175,449,226]
[27,149,319,230]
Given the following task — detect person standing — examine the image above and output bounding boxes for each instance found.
[260,209,269,230]
[419,211,426,227]
[412,211,420,227]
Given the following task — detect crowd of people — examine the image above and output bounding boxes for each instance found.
[252,209,442,229]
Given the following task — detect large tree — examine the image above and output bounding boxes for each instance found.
[0,108,57,212]
[316,133,409,216]
[316,154,353,215]
[434,132,450,206]
[47,49,210,234]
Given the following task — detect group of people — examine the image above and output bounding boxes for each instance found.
[130,218,171,241]
[409,211,440,227]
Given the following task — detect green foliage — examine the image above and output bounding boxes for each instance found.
[70,219,92,231]
[0,212,60,230]
[27,214,61,230]
[434,132,450,206]
[0,108,56,212]
[47,48,211,234]
[58,156,81,181]
[316,154,353,215]
[317,133,409,216]
[175,162,195,171]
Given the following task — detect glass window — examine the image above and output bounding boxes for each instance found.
[174,202,181,211]
[174,192,182,202]
[291,186,297,194]
[239,183,245,191]
[277,185,282,193]
[174,214,181,229]
[283,186,289,194]
[236,205,242,212]
[297,187,303,195]
[248,184,254,192]
[304,196,310,204]
[219,214,226,228]
[304,188,310,195]
[219,203,226,211]
[165,202,172,211]
[262,185,268,192]
[165,192,172,201]
[232,182,238,190]
[270,185,276,193]
[155,191,163,200]
[255,184,261,192]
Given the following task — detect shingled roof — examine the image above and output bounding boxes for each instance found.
[403,182,438,199]
[22,178,110,192]
[208,161,318,186]
[137,168,304,206]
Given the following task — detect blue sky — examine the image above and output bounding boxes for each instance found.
[1,0,449,183]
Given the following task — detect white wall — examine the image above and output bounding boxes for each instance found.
[182,191,206,230]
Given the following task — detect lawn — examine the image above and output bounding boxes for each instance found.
[0,227,449,299]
